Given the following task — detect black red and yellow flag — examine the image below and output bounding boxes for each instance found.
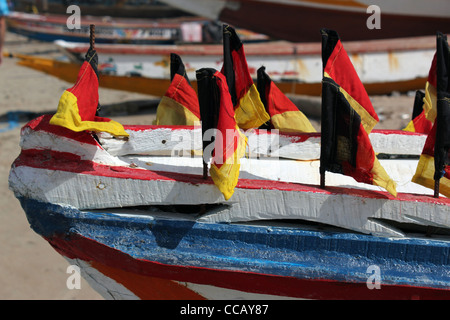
[50,47,128,136]
[412,32,450,197]
[257,66,316,133]
[154,53,200,125]
[423,53,439,124]
[404,49,439,134]
[197,68,247,201]
[320,29,396,197]
[403,90,433,134]
[321,28,379,134]
[221,25,270,130]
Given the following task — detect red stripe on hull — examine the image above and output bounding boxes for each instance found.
[14,148,450,205]
[90,260,206,300]
[47,233,450,300]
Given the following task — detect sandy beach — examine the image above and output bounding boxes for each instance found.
[0,31,417,300]
[0,32,156,300]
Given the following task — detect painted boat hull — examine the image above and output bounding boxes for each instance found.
[13,50,430,97]
[9,116,449,237]
[56,36,435,87]
[13,0,188,19]
[159,0,450,42]
[18,197,450,300]
[6,11,268,45]
[9,116,450,299]
[5,12,219,45]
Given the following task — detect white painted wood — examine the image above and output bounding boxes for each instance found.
[9,163,450,238]
[10,123,449,238]
[56,40,434,84]
[98,128,427,160]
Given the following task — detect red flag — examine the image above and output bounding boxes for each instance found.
[403,90,433,134]
[320,29,396,197]
[322,28,379,133]
[196,68,247,200]
[155,53,200,125]
[221,25,270,130]
[50,48,128,136]
[257,66,316,133]
[412,32,450,197]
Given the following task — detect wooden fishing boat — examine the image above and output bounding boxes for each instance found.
[56,35,435,92]
[12,0,188,19]
[8,25,450,300]
[8,115,450,300]
[6,11,266,44]
[11,34,434,97]
[158,0,450,42]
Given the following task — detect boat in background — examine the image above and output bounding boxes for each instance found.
[158,0,450,42]
[11,0,189,19]
[10,50,430,98]
[6,11,268,44]
[56,35,435,95]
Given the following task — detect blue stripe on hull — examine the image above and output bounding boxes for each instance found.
[19,197,450,292]
[8,28,176,44]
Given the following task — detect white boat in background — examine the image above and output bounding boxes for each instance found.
[56,35,436,95]
[158,0,450,42]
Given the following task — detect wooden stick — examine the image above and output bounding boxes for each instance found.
[434,179,440,198]
[203,162,208,180]
[90,24,95,50]
[320,172,326,189]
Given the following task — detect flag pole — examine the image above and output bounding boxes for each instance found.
[90,24,95,50]
[203,161,208,179]
[434,179,440,198]
[320,172,326,189]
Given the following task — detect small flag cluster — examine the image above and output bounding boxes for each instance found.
[49,24,449,201]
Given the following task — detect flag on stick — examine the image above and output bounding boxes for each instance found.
[221,25,270,130]
[403,90,433,134]
[412,32,450,198]
[154,53,200,125]
[257,66,316,133]
[423,54,439,123]
[321,28,379,134]
[50,26,128,137]
[320,29,396,197]
[197,68,247,200]
[403,50,439,134]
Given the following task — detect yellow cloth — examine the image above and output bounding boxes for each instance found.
[234,84,270,130]
[210,127,248,200]
[50,91,129,137]
[412,154,450,198]
[154,96,200,126]
[271,111,316,133]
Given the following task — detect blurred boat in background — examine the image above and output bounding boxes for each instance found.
[6,11,268,44]
[158,0,450,42]
[11,0,189,19]
[54,34,436,96]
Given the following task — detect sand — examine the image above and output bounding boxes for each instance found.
[0,31,417,300]
[0,32,155,300]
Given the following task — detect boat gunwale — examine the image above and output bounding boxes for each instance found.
[57,35,439,57]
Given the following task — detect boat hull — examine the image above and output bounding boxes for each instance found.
[56,37,435,88]
[19,197,450,300]
[160,0,450,42]
[9,116,450,299]
[6,12,208,44]
[14,50,432,97]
